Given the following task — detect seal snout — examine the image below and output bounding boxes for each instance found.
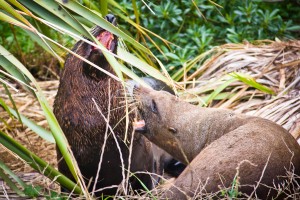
[131,86,150,134]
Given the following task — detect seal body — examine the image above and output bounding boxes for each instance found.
[53,15,154,196]
[134,87,300,199]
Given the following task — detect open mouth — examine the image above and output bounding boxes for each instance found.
[91,14,117,53]
[92,31,116,52]
[133,118,147,133]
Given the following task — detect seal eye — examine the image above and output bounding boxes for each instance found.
[168,127,177,134]
[151,99,158,114]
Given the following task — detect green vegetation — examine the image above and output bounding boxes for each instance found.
[2,1,300,78]
[220,174,241,198]
[119,0,300,74]
[2,0,299,80]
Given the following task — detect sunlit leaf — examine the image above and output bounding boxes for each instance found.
[230,72,275,95]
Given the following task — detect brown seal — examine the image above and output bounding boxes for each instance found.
[133,86,300,199]
[53,14,155,196]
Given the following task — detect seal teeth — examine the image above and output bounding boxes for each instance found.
[133,119,147,133]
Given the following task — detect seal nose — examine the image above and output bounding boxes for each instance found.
[105,14,116,25]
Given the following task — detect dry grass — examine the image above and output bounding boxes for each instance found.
[0,40,300,198]
[182,40,300,141]
[0,81,58,172]
[0,81,59,198]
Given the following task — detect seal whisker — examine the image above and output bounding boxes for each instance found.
[119,99,137,105]
[109,103,137,112]
[114,95,134,99]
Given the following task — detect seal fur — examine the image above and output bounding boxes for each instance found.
[134,86,300,199]
[53,14,154,196]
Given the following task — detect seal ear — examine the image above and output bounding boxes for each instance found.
[151,99,158,114]
[168,127,177,134]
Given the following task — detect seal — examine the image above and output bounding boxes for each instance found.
[127,78,186,177]
[53,14,154,196]
[133,87,252,164]
[133,86,300,199]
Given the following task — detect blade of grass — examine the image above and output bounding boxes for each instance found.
[3,84,23,125]
[100,0,108,16]
[6,0,33,16]
[204,77,237,106]
[132,0,140,25]
[185,92,236,103]
[23,28,65,60]
[172,48,217,81]
[129,172,156,200]
[0,68,35,92]
[30,0,89,36]
[0,117,12,131]
[118,48,168,83]
[0,160,27,188]
[114,10,170,56]
[0,167,26,197]
[0,98,55,143]
[230,72,275,95]
[82,0,100,12]
[0,130,81,194]
[108,0,127,13]
[0,11,29,30]
[0,50,32,94]
[57,0,151,54]
[0,45,84,191]
[0,9,64,60]
[0,0,31,26]
[0,8,63,62]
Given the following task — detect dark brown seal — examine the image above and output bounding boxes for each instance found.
[53,14,154,196]
[133,86,300,199]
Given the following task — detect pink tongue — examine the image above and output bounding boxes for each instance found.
[92,31,114,50]
[133,120,145,130]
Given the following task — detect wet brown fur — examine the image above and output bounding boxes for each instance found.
[134,87,300,199]
[53,25,154,196]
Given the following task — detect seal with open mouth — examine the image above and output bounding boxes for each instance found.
[54,14,155,196]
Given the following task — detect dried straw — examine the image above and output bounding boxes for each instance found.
[184,40,300,141]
